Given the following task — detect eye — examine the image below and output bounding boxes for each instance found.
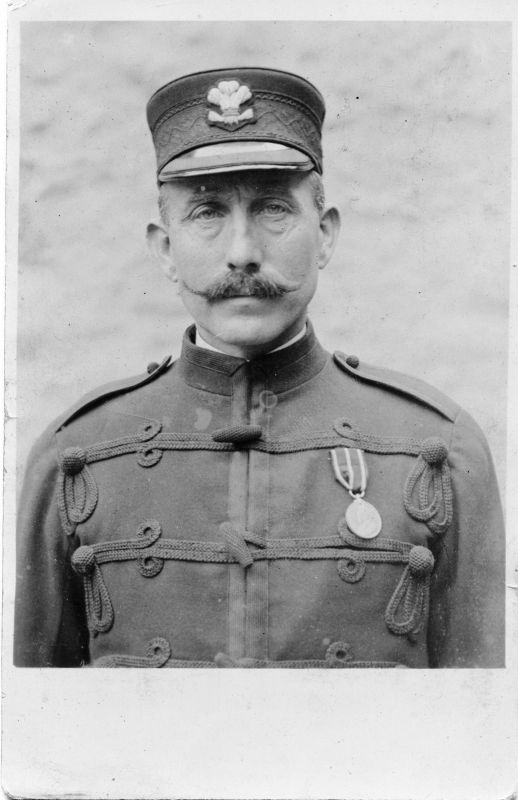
[260,201,289,217]
[190,204,224,222]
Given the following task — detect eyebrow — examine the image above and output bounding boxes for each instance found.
[187,186,225,202]
[186,180,296,203]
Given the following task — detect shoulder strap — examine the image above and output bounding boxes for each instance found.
[333,351,459,423]
[54,355,173,432]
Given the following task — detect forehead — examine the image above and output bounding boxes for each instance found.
[162,169,312,201]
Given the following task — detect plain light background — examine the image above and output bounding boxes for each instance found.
[16,19,510,492]
[4,5,517,800]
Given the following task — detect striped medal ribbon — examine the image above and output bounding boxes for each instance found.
[330,447,382,539]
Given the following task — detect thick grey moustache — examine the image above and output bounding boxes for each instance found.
[186,273,296,300]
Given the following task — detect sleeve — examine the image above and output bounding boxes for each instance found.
[427,408,505,668]
[14,427,90,667]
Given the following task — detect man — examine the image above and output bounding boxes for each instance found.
[14,67,504,668]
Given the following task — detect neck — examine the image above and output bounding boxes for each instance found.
[196,319,308,360]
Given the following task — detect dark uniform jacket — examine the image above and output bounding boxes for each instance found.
[15,324,505,668]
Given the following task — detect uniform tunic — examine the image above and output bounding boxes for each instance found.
[14,324,505,668]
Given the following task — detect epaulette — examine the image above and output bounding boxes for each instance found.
[333,351,459,423]
[54,355,173,432]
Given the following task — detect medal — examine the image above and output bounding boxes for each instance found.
[345,497,382,539]
[330,447,382,540]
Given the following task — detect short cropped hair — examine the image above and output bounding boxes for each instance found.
[158,169,325,225]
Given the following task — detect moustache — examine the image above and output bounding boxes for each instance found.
[182,272,299,301]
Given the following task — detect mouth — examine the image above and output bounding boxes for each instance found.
[215,285,283,300]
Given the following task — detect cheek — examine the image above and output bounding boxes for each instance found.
[170,237,221,285]
[272,225,321,275]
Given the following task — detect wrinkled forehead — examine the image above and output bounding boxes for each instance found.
[162,169,312,201]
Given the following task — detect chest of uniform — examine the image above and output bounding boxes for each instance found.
[56,405,450,667]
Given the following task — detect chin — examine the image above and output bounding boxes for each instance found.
[206,315,294,354]
[208,309,284,343]
[216,326,277,349]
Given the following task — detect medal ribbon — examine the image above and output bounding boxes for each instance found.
[330,447,367,497]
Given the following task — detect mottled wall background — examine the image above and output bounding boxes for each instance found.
[17,21,510,488]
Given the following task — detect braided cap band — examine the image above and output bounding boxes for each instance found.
[61,446,87,475]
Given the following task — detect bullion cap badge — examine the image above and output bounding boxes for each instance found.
[207,80,255,130]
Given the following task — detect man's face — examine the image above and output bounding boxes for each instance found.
[148,169,339,358]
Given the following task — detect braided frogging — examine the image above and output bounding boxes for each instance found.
[333,420,423,455]
[94,637,171,667]
[91,638,406,668]
[64,420,429,471]
[60,446,87,474]
[337,555,366,583]
[384,545,435,636]
[88,538,413,568]
[403,438,453,536]
[71,546,114,634]
[220,522,254,567]
[336,547,411,584]
[84,567,113,633]
[338,519,413,554]
[220,522,266,567]
[57,464,99,535]
[56,472,74,536]
[428,463,453,535]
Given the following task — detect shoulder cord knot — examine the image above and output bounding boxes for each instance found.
[71,546,114,634]
[403,437,453,536]
[385,545,435,636]
[61,446,87,474]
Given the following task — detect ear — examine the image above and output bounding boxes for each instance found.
[146,222,177,282]
[317,205,341,270]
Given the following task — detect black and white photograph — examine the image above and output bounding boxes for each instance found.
[3,1,517,798]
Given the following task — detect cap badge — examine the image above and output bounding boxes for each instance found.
[207,80,255,130]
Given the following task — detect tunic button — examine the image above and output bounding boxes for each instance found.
[258,390,278,410]
[345,355,360,369]
[147,361,159,374]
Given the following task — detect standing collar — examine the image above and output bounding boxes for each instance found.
[176,322,329,394]
[196,324,307,356]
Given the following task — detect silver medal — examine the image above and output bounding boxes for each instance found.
[345,497,382,539]
[331,447,382,540]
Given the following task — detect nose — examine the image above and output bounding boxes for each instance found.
[226,210,261,272]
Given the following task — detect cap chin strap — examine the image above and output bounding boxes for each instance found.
[161,162,313,179]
